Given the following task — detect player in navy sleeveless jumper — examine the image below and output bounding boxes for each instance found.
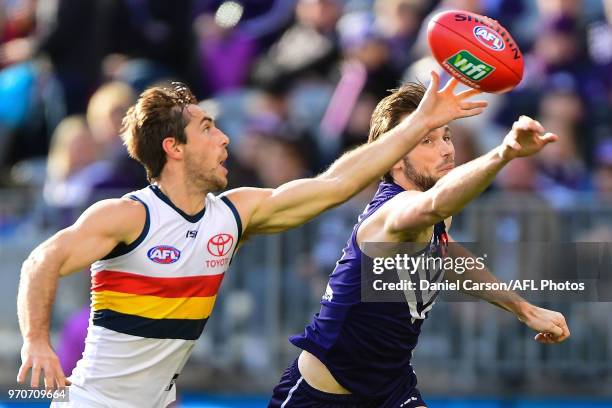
[271,84,570,408]
[17,75,487,406]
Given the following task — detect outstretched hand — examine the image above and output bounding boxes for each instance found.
[518,304,571,344]
[415,71,488,131]
[498,115,558,161]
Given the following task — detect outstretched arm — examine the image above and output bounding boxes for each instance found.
[382,116,558,236]
[225,73,487,236]
[445,235,570,344]
[17,199,145,389]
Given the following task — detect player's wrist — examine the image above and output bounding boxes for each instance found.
[513,301,535,321]
[494,144,515,163]
[22,333,51,344]
[407,110,436,133]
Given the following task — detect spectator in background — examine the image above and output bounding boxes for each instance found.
[410,0,484,60]
[122,0,196,82]
[227,115,281,188]
[521,14,605,110]
[337,10,398,99]
[252,0,342,87]
[497,157,540,193]
[85,81,147,195]
[319,9,403,169]
[253,136,309,188]
[535,86,591,204]
[594,139,612,202]
[104,0,200,95]
[339,92,378,151]
[576,137,612,243]
[536,0,583,19]
[233,114,311,189]
[194,4,258,96]
[586,0,612,119]
[87,81,135,155]
[449,123,479,166]
[0,0,36,50]
[574,137,612,251]
[373,0,425,73]
[43,116,105,225]
[0,0,133,114]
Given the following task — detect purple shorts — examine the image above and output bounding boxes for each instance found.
[269,359,427,408]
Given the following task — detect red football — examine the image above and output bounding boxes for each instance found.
[427,10,524,93]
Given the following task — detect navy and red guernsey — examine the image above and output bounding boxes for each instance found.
[289,181,448,401]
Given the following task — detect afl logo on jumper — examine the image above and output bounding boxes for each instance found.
[147,245,181,264]
[473,26,505,51]
[207,233,234,257]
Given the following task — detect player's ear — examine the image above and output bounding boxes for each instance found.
[390,158,404,178]
[162,136,183,160]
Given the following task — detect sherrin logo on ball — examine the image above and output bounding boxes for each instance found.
[473,26,505,51]
[147,245,181,264]
[427,9,524,93]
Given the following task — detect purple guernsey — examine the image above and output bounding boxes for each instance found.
[290,181,448,400]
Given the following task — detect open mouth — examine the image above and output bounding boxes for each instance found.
[219,156,228,170]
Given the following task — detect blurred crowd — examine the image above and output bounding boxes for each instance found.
[0,0,611,213]
[0,0,611,382]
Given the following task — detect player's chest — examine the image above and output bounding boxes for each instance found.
[134,218,238,275]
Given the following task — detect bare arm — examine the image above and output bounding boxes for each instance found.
[226,74,487,236]
[17,198,145,389]
[384,116,558,236]
[445,234,570,344]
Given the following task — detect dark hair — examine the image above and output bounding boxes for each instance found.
[367,82,426,182]
[121,82,197,181]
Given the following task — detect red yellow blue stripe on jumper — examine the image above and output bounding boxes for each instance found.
[91,270,224,340]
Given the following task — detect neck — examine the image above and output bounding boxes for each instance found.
[155,171,208,215]
[390,174,421,192]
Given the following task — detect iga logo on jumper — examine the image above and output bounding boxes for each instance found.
[473,26,505,51]
[207,233,234,257]
[148,246,181,264]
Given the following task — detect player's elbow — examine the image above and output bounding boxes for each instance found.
[322,175,358,204]
[384,194,446,234]
[22,237,67,278]
[20,251,48,281]
[428,188,453,221]
[20,255,35,278]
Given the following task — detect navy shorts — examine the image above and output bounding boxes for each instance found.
[269,359,427,408]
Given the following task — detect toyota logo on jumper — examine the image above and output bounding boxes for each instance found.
[207,233,234,257]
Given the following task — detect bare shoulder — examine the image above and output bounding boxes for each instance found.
[32,198,148,277]
[73,198,146,241]
[222,187,273,204]
[357,191,427,244]
[221,187,273,223]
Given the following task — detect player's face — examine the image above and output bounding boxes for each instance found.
[401,126,455,191]
[182,105,230,191]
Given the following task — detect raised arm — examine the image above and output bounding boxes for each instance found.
[225,73,487,236]
[17,199,145,389]
[382,116,558,236]
[444,234,570,344]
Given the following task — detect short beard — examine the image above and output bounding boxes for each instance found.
[402,158,437,191]
[185,151,227,192]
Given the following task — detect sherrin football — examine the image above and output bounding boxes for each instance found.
[427,10,524,93]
